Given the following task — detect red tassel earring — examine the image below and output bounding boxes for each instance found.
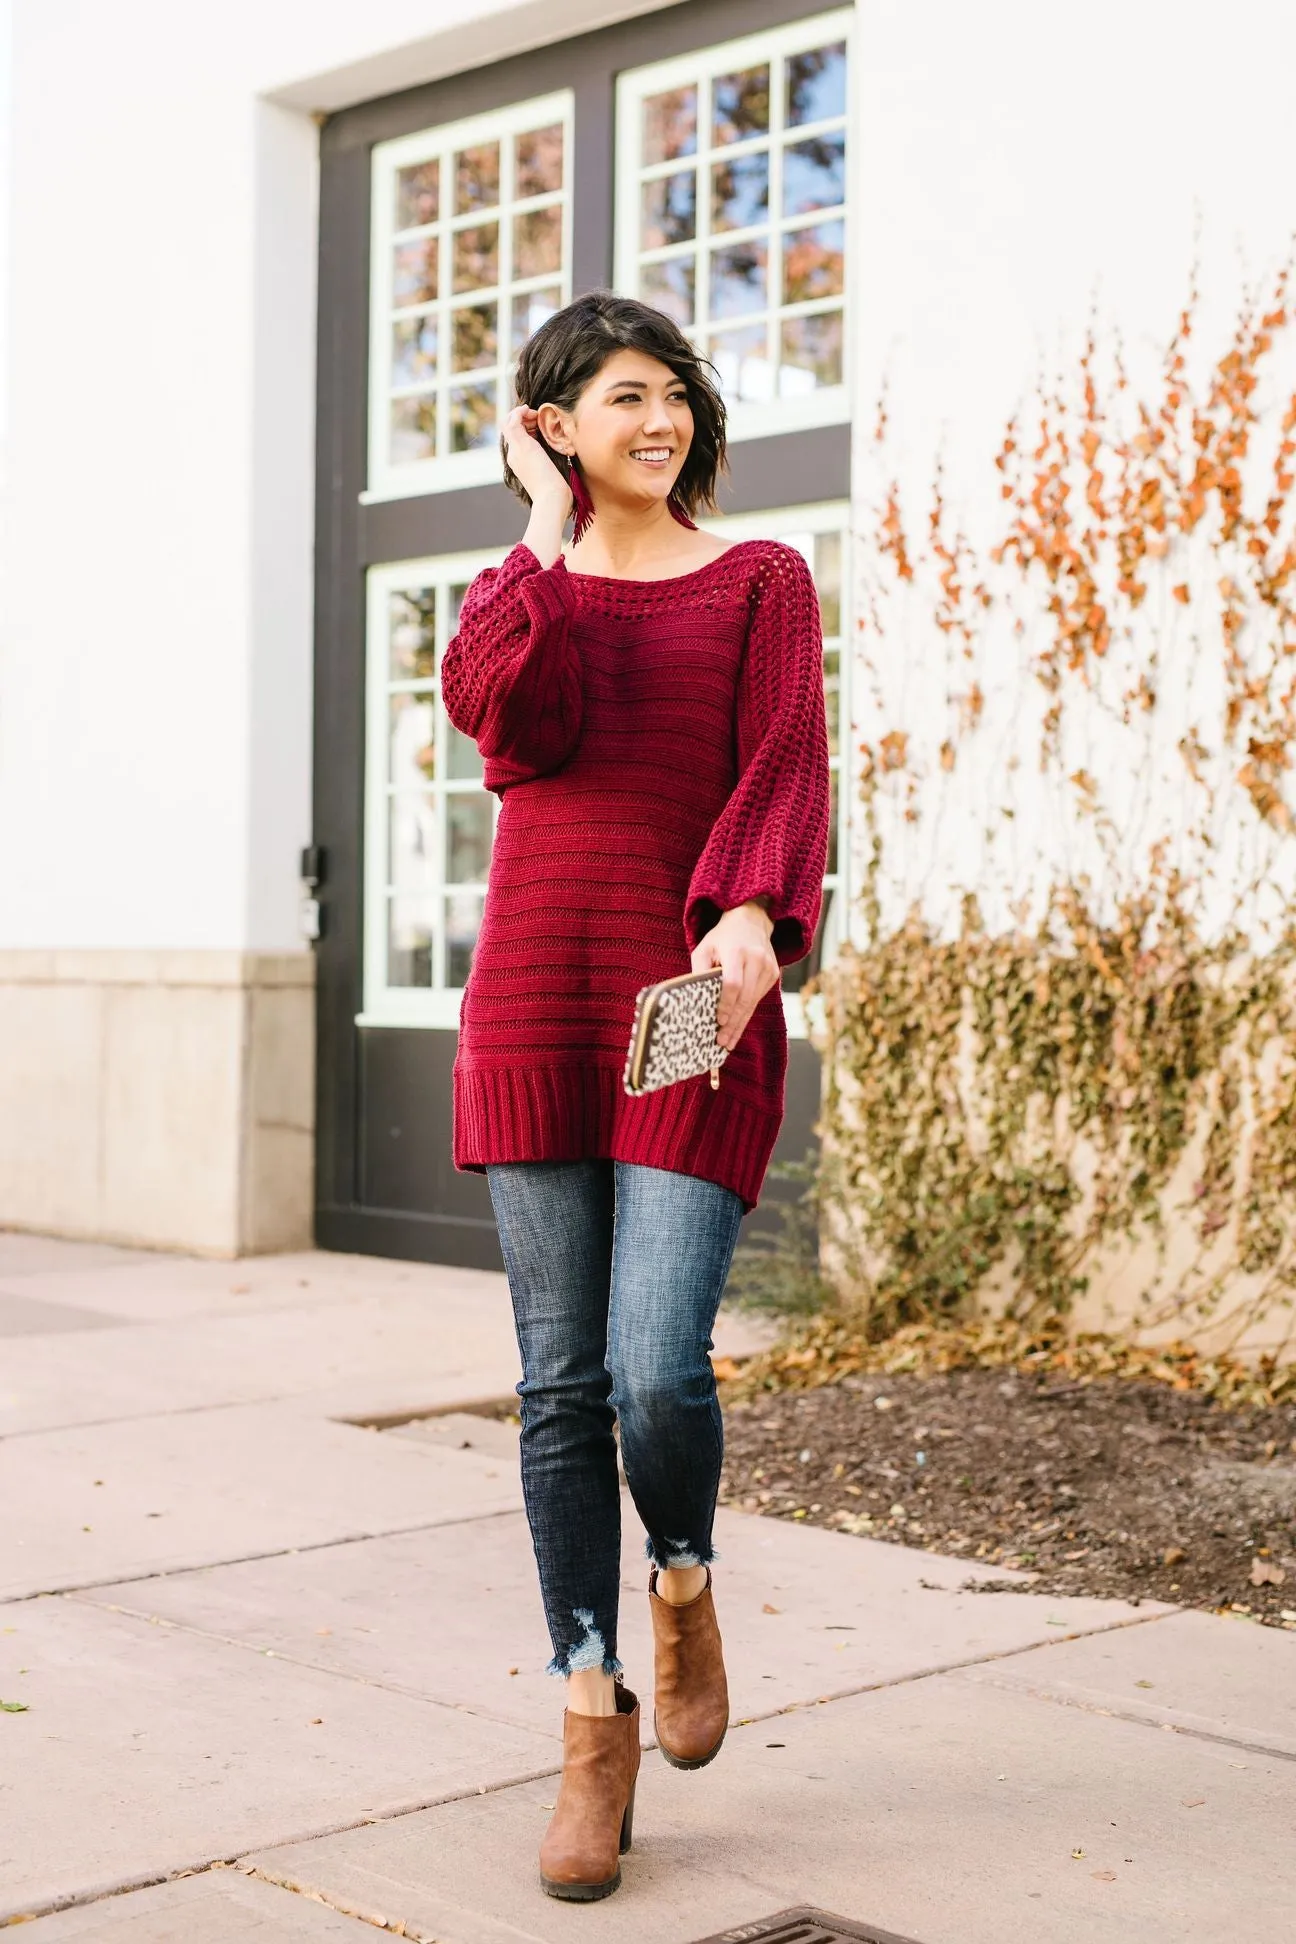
[667,493,698,531]
[568,456,595,545]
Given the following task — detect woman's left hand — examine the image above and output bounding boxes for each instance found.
[691,900,780,1051]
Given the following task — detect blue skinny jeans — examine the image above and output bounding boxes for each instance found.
[485,1157,745,1679]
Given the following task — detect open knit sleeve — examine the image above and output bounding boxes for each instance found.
[683,541,830,966]
[439,542,582,797]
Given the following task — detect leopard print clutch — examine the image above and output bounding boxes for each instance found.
[623,966,731,1097]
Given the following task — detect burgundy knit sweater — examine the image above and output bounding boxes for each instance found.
[439,536,830,1213]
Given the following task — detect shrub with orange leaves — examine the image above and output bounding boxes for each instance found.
[795,259,1296,1361]
[853,258,1296,949]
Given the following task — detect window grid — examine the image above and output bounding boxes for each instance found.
[367,92,574,503]
[359,502,852,1036]
[615,9,852,441]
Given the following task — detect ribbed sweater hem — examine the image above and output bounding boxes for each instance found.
[452,1059,782,1214]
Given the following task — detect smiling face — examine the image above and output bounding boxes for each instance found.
[537,347,694,515]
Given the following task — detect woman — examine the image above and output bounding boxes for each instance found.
[440,289,830,1901]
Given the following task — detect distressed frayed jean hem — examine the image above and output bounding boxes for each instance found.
[546,1649,626,1680]
[643,1534,720,1572]
[545,1608,624,1679]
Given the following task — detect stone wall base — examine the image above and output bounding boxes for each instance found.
[0,951,315,1258]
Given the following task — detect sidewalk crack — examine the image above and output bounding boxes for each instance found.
[67,1589,563,1740]
[952,1668,1296,1764]
[3,1503,524,1606]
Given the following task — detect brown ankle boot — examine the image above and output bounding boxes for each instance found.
[538,1682,641,1901]
[649,1566,729,1769]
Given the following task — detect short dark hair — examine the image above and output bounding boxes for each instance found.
[501,289,730,518]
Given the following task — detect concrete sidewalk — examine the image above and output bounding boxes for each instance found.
[1,1233,1293,1943]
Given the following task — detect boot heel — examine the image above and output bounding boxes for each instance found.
[619,1781,636,1854]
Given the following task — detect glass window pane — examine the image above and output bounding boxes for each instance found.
[823,647,840,756]
[815,530,843,635]
[451,301,498,372]
[390,395,438,465]
[388,793,439,897]
[389,589,437,681]
[393,239,438,308]
[452,222,499,293]
[449,380,498,452]
[392,314,439,388]
[782,220,844,304]
[643,86,697,165]
[395,160,440,231]
[786,41,847,127]
[511,285,562,353]
[388,896,434,988]
[782,132,846,217]
[711,152,769,234]
[447,720,484,780]
[641,256,695,327]
[780,309,843,392]
[712,65,770,145]
[389,693,436,788]
[446,891,485,986]
[516,122,564,198]
[641,169,696,250]
[376,106,572,487]
[445,792,494,884]
[513,204,563,279]
[455,141,501,214]
[710,238,767,319]
[708,322,773,403]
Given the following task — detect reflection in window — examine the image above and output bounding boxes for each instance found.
[371,94,572,492]
[620,19,848,420]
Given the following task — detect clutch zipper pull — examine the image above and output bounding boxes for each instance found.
[710,1057,721,1090]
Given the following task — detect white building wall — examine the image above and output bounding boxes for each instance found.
[852,0,1296,509]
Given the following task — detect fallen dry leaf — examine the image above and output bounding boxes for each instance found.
[710,1356,742,1381]
[1091,1870,1117,1882]
[1162,1545,1187,1566]
[1182,1796,1205,1808]
[1250,1556,1286,1587]
[762,1603,781,1615]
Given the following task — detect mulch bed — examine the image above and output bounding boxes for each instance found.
[718,1366,1296,1629]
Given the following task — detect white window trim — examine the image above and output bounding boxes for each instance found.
[364,90,575,505]
[613,6,854,447]
[358,500,852,1040]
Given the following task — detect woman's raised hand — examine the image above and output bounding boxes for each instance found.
[503,404,574,515]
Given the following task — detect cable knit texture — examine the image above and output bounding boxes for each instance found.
[439,537,830,1212]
